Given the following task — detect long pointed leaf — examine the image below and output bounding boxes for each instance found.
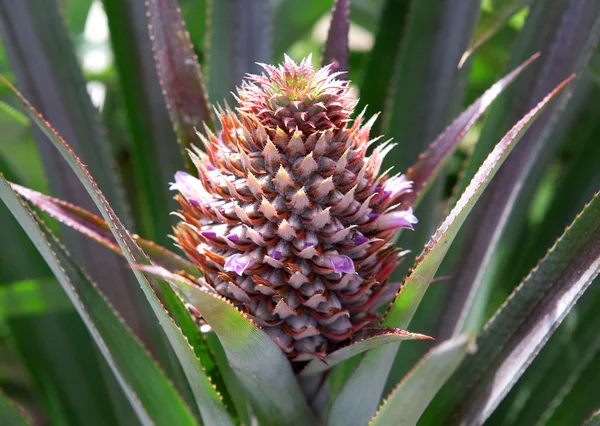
[424,188,600,425]
[585,409,600,426]
[0,389,31,426]
[149,271,315,425]
[321,0,350,74]
[10,182,238,420]
[1,77,232,425]
[327,76,572,426]
[10,183,198,276]
[300,330,432,377]
[369,335,473,426]
[406,53,539,206]
[0,176,198,426]
[146,0,214,163]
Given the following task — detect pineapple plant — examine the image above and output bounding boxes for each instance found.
[0,0,599,425]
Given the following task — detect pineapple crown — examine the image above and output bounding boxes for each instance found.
[236,54,355,136]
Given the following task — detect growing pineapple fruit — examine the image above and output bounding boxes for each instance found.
[1,0,600,425]
[171,56,416,360]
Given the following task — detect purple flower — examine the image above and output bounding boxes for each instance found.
[226,233,239,242]
[354,234,369,245]
[326,254,356,274]
[200,231,217,239]
[377,208,418,230]
[382,175,413,199]
[224,254,254,276]
[170,171,204,202]
[270,250,282,260]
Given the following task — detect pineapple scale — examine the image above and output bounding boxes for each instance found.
[171,57,416,361]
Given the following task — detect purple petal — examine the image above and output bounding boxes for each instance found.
[326,254,356,274]
[378,208,418,230]
[200,231,217,239]
[382,175,413,199]
[223,254,254,276]
[170,171,204,201]
[354,234,369,245]
[270,250,282,260]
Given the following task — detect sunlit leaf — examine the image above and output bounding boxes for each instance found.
[369,335,473,426]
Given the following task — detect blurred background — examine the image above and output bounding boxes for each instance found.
[0,0,599,424]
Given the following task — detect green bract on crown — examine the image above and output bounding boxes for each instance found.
[171,56,417,361]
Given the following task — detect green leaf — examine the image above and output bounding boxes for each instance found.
[0,388,32,426]
[102,0,185,247]
[166,274,315,426]
[406,53,539,207]
[1,133,117,426]
[321,0,349,73]
[458,0,533,68]
[1,78,232,425]
[0,176,199,426]
[11,182,199,276]
[146,0,215,163]
[586,410,600,426]
[206,0,272,105]
[424,188,600,425]
[369,335,474,426]
[438,0,600,340]
[0,278,71,317]
[327,76,572,426]
[299,329,432,377]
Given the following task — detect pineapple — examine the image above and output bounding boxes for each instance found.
[171,56,417,360]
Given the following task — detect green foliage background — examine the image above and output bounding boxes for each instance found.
[0,0,599,424]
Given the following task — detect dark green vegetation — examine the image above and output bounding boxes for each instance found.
[0,0,599,425]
